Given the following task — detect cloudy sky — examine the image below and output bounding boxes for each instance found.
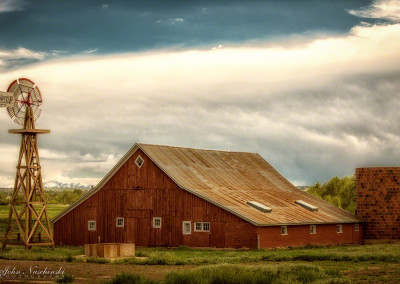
[0,0,399,187]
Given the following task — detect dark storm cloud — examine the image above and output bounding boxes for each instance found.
[0,0,399,187]
[0,1,374,61]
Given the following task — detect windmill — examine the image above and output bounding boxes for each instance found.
[0,78,54,249]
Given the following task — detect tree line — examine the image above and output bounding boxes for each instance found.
[307,175,356,214]
[0,189,86,205]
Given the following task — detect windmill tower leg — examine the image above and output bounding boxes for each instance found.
[2,107,54,250]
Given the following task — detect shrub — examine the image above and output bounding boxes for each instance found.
[107,272,156,284]
[164,263,347,284]
[55,273,75,283]
[136,251,149,257]
[86,256,110,264]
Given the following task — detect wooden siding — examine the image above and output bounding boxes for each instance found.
[54,149,258,248]
[258,223,362,248]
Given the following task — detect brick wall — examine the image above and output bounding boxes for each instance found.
[356,167,400,239]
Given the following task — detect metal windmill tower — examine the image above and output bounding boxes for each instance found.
[0,78,54,249]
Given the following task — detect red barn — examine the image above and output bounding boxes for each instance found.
[52,143,362,248]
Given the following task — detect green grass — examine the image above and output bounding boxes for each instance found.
[164,264,348,284]
[0,204,68,219]
[0,244,399,282]
[0,246,83,261]
[2,243,400,266]
[109,264,348,284]
[116,243,400,265]
[0,204,68,236]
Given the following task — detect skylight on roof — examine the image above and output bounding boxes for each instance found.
[295,200,318,211]
[247,201,272,213]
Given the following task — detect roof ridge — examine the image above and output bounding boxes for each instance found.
[138,143,259,155]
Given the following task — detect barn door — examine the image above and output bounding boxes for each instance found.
[126,218,136,244]
[136,218,151,246]
[210,223,225,248]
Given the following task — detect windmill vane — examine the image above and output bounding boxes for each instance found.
[0,78,43,126]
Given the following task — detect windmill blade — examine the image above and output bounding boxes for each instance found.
[0,91,14,108]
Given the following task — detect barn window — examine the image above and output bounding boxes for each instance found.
[88,220,96,231]
[281,226,287,235]
[337,224,343,233]
[153,217,162,228]
[194,222,210,232]
[194,222,202,231]
[135,155,144,168]
[116,217,124,227]
[310,225,316,234]
[355,223,359,231]
[183,221,191,234]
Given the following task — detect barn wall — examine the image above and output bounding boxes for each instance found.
[258,223,362,248]
[54,149,258,248]
[356,167,400,240]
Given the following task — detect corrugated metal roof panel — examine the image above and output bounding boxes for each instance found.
[139,143,361,225]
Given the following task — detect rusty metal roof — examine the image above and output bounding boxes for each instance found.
[139,144,360,225]
[52,143,361,225]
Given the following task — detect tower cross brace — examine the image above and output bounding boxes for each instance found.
[2,106,54,249]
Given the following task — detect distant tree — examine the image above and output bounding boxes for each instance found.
[56,189,84,205]
[0,191,9,205]
[307,175,356,214]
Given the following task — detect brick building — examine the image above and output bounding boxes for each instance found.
[52,143,362,248]
[356,167,400,240]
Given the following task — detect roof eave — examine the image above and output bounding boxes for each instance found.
[51,143,140,223]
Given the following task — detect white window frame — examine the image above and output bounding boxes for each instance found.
[194,222,202,231]
[337,224,343,233]
[153,217,162,228]
[355,223,359,231]
[194,222,210,232]
[281,225,288,235]
[310,225,316,234]
[135,155,144,168]
[116,217,124,227]
[183,221,191,235]
[88,220,96,231]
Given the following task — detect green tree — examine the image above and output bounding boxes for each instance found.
[307,175,356,213]
[56,189,84,205]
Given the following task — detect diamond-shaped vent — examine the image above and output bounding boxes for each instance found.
[135,155,144,168]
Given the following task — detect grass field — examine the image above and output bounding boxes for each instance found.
[0,243,399,282]
[0,204,68,237]
[0,204,399,282]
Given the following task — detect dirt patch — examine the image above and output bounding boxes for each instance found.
[0,259,196,283]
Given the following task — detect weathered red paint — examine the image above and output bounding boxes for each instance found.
[54,149,362,248]
[258,224,362,248]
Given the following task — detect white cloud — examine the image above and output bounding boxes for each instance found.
[0,0,24,13]
[0,47,46,68]
[349,0,400,22]
[212,44,223,50]
[84,48,99,54]
[159,18,185,25]
[0,2,399,187]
